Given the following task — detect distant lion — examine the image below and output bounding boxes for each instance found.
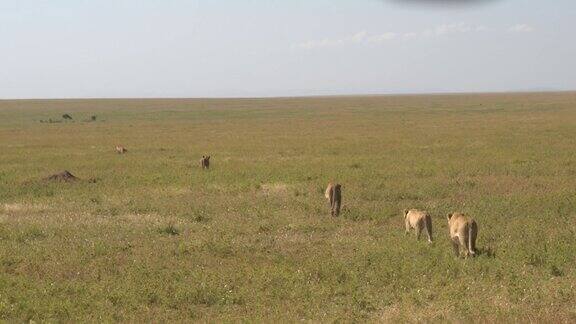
[404,209,433,243]
[200,155,210,169]
[447,212,478,258]
[325,182,342,217]
[115,146,127,154]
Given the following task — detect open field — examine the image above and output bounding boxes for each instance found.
[1,92,576,322]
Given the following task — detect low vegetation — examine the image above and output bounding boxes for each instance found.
[0,93,575,321]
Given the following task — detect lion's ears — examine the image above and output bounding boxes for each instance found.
[447,213,453,220]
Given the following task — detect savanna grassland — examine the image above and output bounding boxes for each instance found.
[1,92,576,322]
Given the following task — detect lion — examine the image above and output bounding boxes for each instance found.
[200,155,210,169]
[325,182,342,217]
[403,209,433,243]
[447,212,478,258]
[115,146,127,154]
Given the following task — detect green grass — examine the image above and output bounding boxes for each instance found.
[1,92,576,322]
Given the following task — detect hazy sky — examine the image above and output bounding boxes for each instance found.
[1,0,575,98]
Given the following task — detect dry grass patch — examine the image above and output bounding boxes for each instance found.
[259,183,291,196]
[2,203,51,213]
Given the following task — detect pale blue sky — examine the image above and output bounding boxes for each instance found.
[1,0,575,98]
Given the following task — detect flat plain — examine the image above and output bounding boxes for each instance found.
[1,92,575,322]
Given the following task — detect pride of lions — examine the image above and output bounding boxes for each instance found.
[117,148,480,259]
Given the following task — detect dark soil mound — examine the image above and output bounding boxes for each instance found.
[45,170,78,182]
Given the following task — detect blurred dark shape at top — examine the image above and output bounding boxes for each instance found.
[387,0,499,8]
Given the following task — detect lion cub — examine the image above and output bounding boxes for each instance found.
[200,155,210,169]
[404,209,433,243]
[115,146,127,154]
[447,212,478,258]
[325,182,342,217]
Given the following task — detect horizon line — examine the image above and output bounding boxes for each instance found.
[1,89,575,102]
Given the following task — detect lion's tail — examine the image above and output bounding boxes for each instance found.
[425,214,433,242]
[468,221,477,256]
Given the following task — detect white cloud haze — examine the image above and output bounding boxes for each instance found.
[293,23,533,50]
[508,24,535,33]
